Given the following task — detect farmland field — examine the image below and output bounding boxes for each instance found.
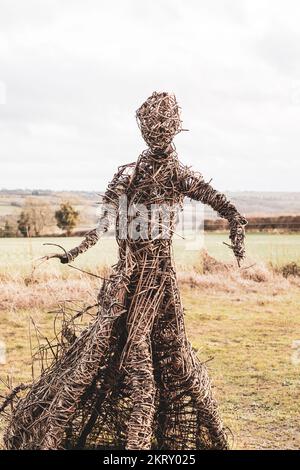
[0,232,300,449]
[0,232,300,276]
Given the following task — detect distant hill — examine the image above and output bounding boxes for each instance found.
[223,191,300,218]
[1,189,299,216]
[0,189,299,235]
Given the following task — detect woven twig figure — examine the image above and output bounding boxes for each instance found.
[3,92,247,450]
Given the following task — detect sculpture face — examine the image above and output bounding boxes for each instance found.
[136,91,182,152]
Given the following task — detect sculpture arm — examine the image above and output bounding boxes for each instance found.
[179,167,248,265]
[61,164,131,263]
[64,210,111,263]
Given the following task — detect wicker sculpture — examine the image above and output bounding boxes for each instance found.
[3,92,247,450]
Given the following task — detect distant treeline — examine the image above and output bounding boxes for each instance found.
[1,215,300,237]
[204,215,300,232]
[0,199,80,237]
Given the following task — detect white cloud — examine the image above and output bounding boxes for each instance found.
[0,0,300,191]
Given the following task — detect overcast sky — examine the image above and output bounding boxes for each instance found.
[0,0,299,192]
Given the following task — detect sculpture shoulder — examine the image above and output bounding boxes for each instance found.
[103,162,135,205]
[176,161,205,195]
[114,161,136,182]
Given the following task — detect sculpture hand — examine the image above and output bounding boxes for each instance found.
[57,253,70,264]
[41,243,71,264]
[229,216,248,266]
[39,252,70,264]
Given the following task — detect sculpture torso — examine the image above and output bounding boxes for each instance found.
[111,148,185,268]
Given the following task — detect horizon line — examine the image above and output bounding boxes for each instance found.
[1,188,300,194]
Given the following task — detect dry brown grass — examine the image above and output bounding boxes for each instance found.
[0,253,299,313]
[0,252,300,449]
[179,250,299,295]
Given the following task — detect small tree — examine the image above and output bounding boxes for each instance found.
[18,211,31,237]
[24,197,53,236]
[17,198,54,237]
[3,220,15,237]
[55,202,79,236]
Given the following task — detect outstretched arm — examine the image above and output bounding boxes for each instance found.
[179,167,248,265]
[61,208,112,263]
[54,163,132,263]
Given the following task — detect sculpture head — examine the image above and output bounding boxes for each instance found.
[136,91,182,152]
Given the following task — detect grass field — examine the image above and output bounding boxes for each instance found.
[0,232,300,277]
[185,286,300,449]
[0,205,20,216]
[0,232,299,449]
